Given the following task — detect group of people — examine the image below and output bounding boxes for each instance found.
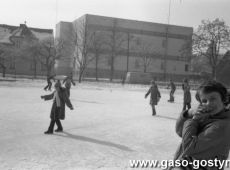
[145,78,191,116]
[41,74,230,170]
[41,74,76,134]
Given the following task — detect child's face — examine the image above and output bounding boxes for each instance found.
[199,91,224,115]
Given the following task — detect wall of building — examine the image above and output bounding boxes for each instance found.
[55,21,75,75]
[55,14,193,81]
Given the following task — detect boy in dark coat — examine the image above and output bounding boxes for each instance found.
[41,80,74,134]
[63,73,76,98]
[168,79,176,102]
[145,80,161,116]
[171,80,230,170]
[182,78,191,111]
[44,75,55,91]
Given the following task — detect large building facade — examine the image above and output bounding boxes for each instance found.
[0,24,53,77]
[55,14,193,81]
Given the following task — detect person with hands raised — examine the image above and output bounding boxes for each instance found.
[41,80,74,134]
[171,80,230,170]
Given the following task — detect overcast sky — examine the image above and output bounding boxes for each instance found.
[1,0,230,32]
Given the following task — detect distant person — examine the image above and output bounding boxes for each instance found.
[170,80,230,170]
[63,73,76,97]
[182,78,191,111]
[168,79,176,102]
[41,80,74,134]
[145,80,161,116]
[44,74,55,91]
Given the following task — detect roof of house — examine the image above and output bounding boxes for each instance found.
[0,24,53,44]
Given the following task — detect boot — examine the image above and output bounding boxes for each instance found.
[44,130,53,134]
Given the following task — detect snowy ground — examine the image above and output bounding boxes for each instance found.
[0,80,229,170]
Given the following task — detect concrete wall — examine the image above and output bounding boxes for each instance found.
[55,14,193,81]
[55,21,75,75]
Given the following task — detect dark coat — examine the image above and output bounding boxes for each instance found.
[182,83,191,104]
[173,109,230,170]
[145,84,161,105]
[63,77,75,89]
[42,88,73,120]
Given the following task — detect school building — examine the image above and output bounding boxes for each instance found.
[55,14,193,81]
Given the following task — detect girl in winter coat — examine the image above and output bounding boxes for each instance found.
[41,80,74,134]
[170,80,230,170]
[145,80,161,116]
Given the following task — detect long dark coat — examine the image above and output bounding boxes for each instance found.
[145,84,161,105]
[172,109,230,170]
[182,83,191,103]
[43,88,73,120]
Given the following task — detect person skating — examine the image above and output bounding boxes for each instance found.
[145,80,161,116]
[168,79,176,102]
[44,74,55,91]
[41,80,74,134]
[63,73,76,98]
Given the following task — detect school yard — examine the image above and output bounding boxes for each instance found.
[0,80,229,170]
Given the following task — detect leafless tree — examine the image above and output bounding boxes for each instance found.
[72,18,95,83]
[37,37,65,77]
[89,31,107,81]
[106,19,127,81]
[17,37,41,78]
[136,40,157,73]
[192,18,230,80]
[0,44,14,77]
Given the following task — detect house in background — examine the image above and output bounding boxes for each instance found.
[55,14,193,82]
[0,23,53,77]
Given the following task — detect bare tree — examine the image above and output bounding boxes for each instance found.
[192,18,230,80]
[106,19,127,81]
[0,44,14,77]
[72,18,95,83]
[89,31,107,81]
[17,37,41,78]
[136,40,157,73]
[37,37,65,77]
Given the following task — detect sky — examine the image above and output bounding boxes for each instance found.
[1,0,230,32]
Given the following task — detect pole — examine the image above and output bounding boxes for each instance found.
[163,0,171,81]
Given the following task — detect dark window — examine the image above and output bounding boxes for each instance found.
[41,63,46,71]
[135,59,140,68]
[161,62,164,70]
[185,64,189,72]
[30,62,35,70]
[9,56,15,69]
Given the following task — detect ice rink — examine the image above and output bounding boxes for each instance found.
[0,80,229,170]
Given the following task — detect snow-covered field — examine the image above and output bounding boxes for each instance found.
[0,80,229,170]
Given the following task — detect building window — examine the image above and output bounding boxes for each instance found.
[30,62,35,70]
[135,37,141,45]
[9,56,15,69]
[41,63,46,71]
[135,59,140,68]
[173,65,176,71]
[108,57,112,66]
[161,62,164,70]
[185,64,189,72]
[15,39,21,48]
[162,40,166,48]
